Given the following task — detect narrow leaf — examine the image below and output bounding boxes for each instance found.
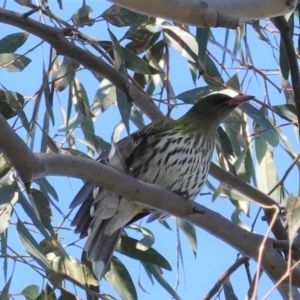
[0,53,31,71]
[117,235,171,270]
[105,257,137,300]
[0,32,29,54]
[17,219,52,270]
[177,219,198,256]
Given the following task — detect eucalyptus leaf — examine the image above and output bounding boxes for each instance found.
[0,32,29,54]
[102,5,148,27]
[105,256,137,300]
[117,235,171,270]
[0,53,31,71]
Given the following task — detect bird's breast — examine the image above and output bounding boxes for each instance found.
[130,131,215,200]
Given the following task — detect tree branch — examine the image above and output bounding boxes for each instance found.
[203,257,249,300]
[0,8,165,122]
[109,0,296,24]
[210,163,289,242]
[0,113,300,289]
[109,0,240,29]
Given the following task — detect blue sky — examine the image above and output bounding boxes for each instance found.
[1,1,298,299]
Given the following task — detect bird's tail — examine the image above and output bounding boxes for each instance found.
[71,183,144,279]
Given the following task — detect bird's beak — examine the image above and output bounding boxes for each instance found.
[227,95,255,106]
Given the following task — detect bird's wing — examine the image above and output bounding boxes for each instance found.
[70,119,171,211]
[70,119,172,279]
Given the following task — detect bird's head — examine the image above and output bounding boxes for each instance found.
[179,93,254,132]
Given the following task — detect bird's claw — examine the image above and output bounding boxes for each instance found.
[192,206,205,214]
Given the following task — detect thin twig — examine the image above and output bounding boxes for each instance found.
[202,257,249,300]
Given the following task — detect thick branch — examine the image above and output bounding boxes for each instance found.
[109,0,240,28]
[0,8,164,122]
[0,114,300,287]
[109,0,296,24]
[210,163,289,242]
[20,153,300,286]
[0,8,289,238]
[0,115,43,182]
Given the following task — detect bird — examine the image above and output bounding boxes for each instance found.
[70,92,254,279]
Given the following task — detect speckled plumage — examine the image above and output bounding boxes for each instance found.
[70,93,253,279]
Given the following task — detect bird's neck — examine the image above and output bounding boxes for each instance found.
[175,113,218,137]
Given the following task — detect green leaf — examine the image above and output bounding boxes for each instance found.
[18,192,50,239]
[0,89,24,119]
[196,27,209,64]
[256,148,279,200]
[42,66,55,126]
[122,46,152,74]
[58,111,84,132]
[47,250,98,287]
[130,106,145,130]
[105,256,137,300]
[176,86,221,104]
[217,126,234,158]
[54,57,79,92]
[22,285,40,300]
[17,219,52,270]
[202,56,224,85]
[72,5,94,27]
[253,110,269,164]
[81,252,100,300]
[93,84,116,113]
[271,104,297,122]
[286,194,300,242]
[231,209,251,231]
[279,15,294,81]
[188,61,198,85]
[36,285,57,300]
[28,189,53,233]
[144,263,181,300]
[128,224,155,249]
[163,26,198,62]
[196,28,224,84]
[109,28,125,71]
[111,122,125,143]
[1,229,8,280]
[58,291,77,299]
[240,103,279,147]
[102,5,148,27]
[0,172,18,235]
[36,178,59,202]
[3,89,29,131]
[0,273,13,300]
[41,128,59,153]
[0,32,29,54]
[177,219,198,256]
[251,20,269,42]
[226,74,240,90]
[89,134,111,154]
[117,235,171,270]
[125,25,161,55]
[71,78,95,156]
[116,89,132,135]
[0,53,31,71]
[223,278,238,300]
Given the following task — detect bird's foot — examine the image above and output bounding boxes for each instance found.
[192,206,205,214]
[174,189,190,201]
